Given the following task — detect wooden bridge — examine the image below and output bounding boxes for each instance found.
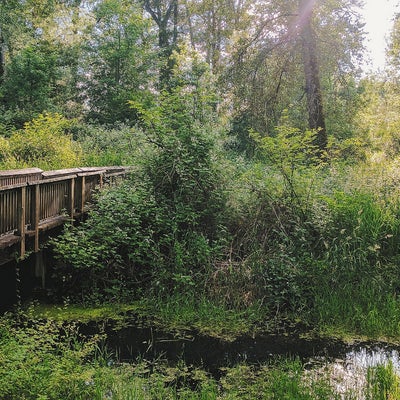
[0,166,130,265]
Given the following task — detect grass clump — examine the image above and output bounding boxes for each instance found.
[138,293,264,340]
[28,302,145,324]
[366,362,400,400]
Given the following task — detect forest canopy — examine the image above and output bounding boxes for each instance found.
[0,0,367,148]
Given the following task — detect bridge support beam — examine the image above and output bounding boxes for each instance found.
[35,251,46,289]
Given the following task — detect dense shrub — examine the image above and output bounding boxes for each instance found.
[72,122,150,167]
[51,178,165,301]
[0,113,82,170]
[52,81,226,301]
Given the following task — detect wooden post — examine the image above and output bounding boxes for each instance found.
[80,175,86,213]
[18,186,26,258]
[69,178,75,220]
[32,184,40,252]
[35,251,46,289]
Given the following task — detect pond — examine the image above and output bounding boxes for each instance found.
[102,322,400,396]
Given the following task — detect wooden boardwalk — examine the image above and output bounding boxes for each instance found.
[0,166,130,264]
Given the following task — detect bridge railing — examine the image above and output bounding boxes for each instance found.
[0,166,131,259]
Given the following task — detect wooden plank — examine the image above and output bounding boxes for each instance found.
[0,167,42,177]
[35,174,77,185]
[38,215,69,231]
[77,171,103,177]
[0,182,28,191]
[41,168,81,179]
[25,215,68,234]
[78,167,105,173]
[0,233,21,249]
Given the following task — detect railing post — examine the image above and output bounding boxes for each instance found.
[69,177,75,221]
[32,184,40,252]
[80,175,86,213]
[17,186,26,258]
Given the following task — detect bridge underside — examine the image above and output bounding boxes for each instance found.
[0,214,79,265]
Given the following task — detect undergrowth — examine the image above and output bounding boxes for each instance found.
[1,310,388,400]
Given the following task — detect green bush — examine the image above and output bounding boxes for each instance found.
[1,113,82,170]
[52,177,165,301]
[315,190,400,280]
[52,82,226,301]
[72,122,150,167]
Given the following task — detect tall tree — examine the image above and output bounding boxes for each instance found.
[225,0,364,155]
[297,0,326,152]
[387,13,400,81]
[183,0,253,75]
[0,0,60,126]
[143,0,179,87]
[81,0,152,123]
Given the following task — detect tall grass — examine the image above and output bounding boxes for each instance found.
[310,186,400,338]
[140,291,264,340]
[366,362,400,400]
[313,281,400,338]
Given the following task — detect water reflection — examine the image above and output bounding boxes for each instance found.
[106,324,400,372]
[306,345,400,398]
[345,345,400,371]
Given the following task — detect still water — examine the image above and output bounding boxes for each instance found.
[105,324,400,381]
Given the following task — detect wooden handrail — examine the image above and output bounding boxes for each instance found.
[0,166,131,260]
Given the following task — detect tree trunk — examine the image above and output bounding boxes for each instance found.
[0,29,5,84]
[299,0,327,154]
[144,0,179,89]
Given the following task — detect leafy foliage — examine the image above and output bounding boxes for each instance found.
[0,313,103,399]
[81,0,152,124]
[0,113,82,170]
[52,59,226,300]
[52,178,164,301]
[1,45,59,125]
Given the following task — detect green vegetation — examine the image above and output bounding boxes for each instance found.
[29,303,143,324]
[0,310,394,400]
[0,113,82,170]
[366,362,400,400]
[3,0,400,397]
[48,119,400,341]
